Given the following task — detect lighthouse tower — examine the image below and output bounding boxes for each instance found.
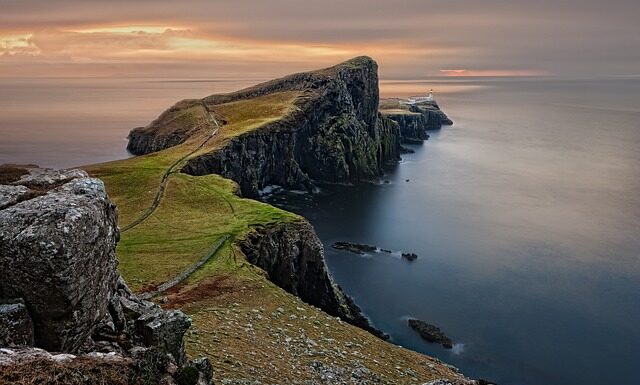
[426,89,434,102]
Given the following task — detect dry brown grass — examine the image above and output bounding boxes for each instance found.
[0,358,131,385]
[0,165,30,184]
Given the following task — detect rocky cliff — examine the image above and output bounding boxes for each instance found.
[129,56,401,198]
[238,220,387,339]
[380,100,453,143]
[124,57,398,339]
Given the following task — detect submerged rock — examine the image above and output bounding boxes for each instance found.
[408,318,453,349]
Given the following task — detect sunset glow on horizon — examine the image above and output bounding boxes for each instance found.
[1,0,638,79]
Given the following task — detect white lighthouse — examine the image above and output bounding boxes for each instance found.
[402,89,435,105]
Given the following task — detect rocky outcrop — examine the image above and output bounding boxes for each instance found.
[332,241,378,255]
[381,100,453,143]
[0,347,214,385]
[408,318,453,349]
[0,167,119,353]
[127,99,205,155]
[129,57,401,198]
[0,167,212,384]
[382,112,431,142]
[238,220,388,339]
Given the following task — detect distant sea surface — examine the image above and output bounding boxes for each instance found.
[2,76,639,384]
[268,78,640,385]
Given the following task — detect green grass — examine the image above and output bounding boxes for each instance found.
[86,91,302,291]
[82,75,462,383]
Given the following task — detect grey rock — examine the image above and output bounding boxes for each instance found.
[11,167,88,190]
[408,319,453,349]
[0,169,119,353]
[0,185,30,210]
[238,220,387,340]
[0,298,34,347]
[137,310,191,365]
[0,347,53,366]
[191,357,214,384]
[381,100,453,144]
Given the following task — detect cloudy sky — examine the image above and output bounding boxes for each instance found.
[1,0,638,79]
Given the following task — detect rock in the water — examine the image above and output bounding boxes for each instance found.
[0,299,34,347]
[400,146,415,154]
[402,252,418,261]
[408,318,453,349]
[0,168,119,353]
[332,241,377,255]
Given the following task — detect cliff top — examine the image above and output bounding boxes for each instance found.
[83,58,466,384]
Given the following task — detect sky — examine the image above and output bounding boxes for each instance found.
[1,0,639,79]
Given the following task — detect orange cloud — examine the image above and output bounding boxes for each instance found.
[0,24,461,79]
[0,33,40,56]
[440,69,548,77]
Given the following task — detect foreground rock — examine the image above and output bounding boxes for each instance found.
[0,167,212,384]
[408,319,453,349]
[0,347,213,385]
[0,167,119,352]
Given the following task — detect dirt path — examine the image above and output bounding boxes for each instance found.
[139,234,230,300]
[120,102,220,233]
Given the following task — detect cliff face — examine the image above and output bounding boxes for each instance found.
[127,99,206,155]
[128,57,400,198]
[381,100,453,143]
[237,220,386,338]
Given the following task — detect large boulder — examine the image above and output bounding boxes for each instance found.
[0,167,120,353]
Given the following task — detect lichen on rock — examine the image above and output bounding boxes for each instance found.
[0,167,212,384]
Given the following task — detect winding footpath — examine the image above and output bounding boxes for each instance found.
[140,234,230,299]
[121,102,229,298]
[120,102,220,233]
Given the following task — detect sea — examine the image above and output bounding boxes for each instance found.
[1,76,639,385]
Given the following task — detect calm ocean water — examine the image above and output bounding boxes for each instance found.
[0,78,259,167]
[1,76,639,384]
[268,78,640,384]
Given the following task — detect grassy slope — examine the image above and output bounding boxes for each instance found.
[379,99,420,116]
[85,82,462,384]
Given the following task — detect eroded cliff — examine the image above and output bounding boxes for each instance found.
[238,220,387,338]
[380,99,453,143]
[128,57,401,198]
